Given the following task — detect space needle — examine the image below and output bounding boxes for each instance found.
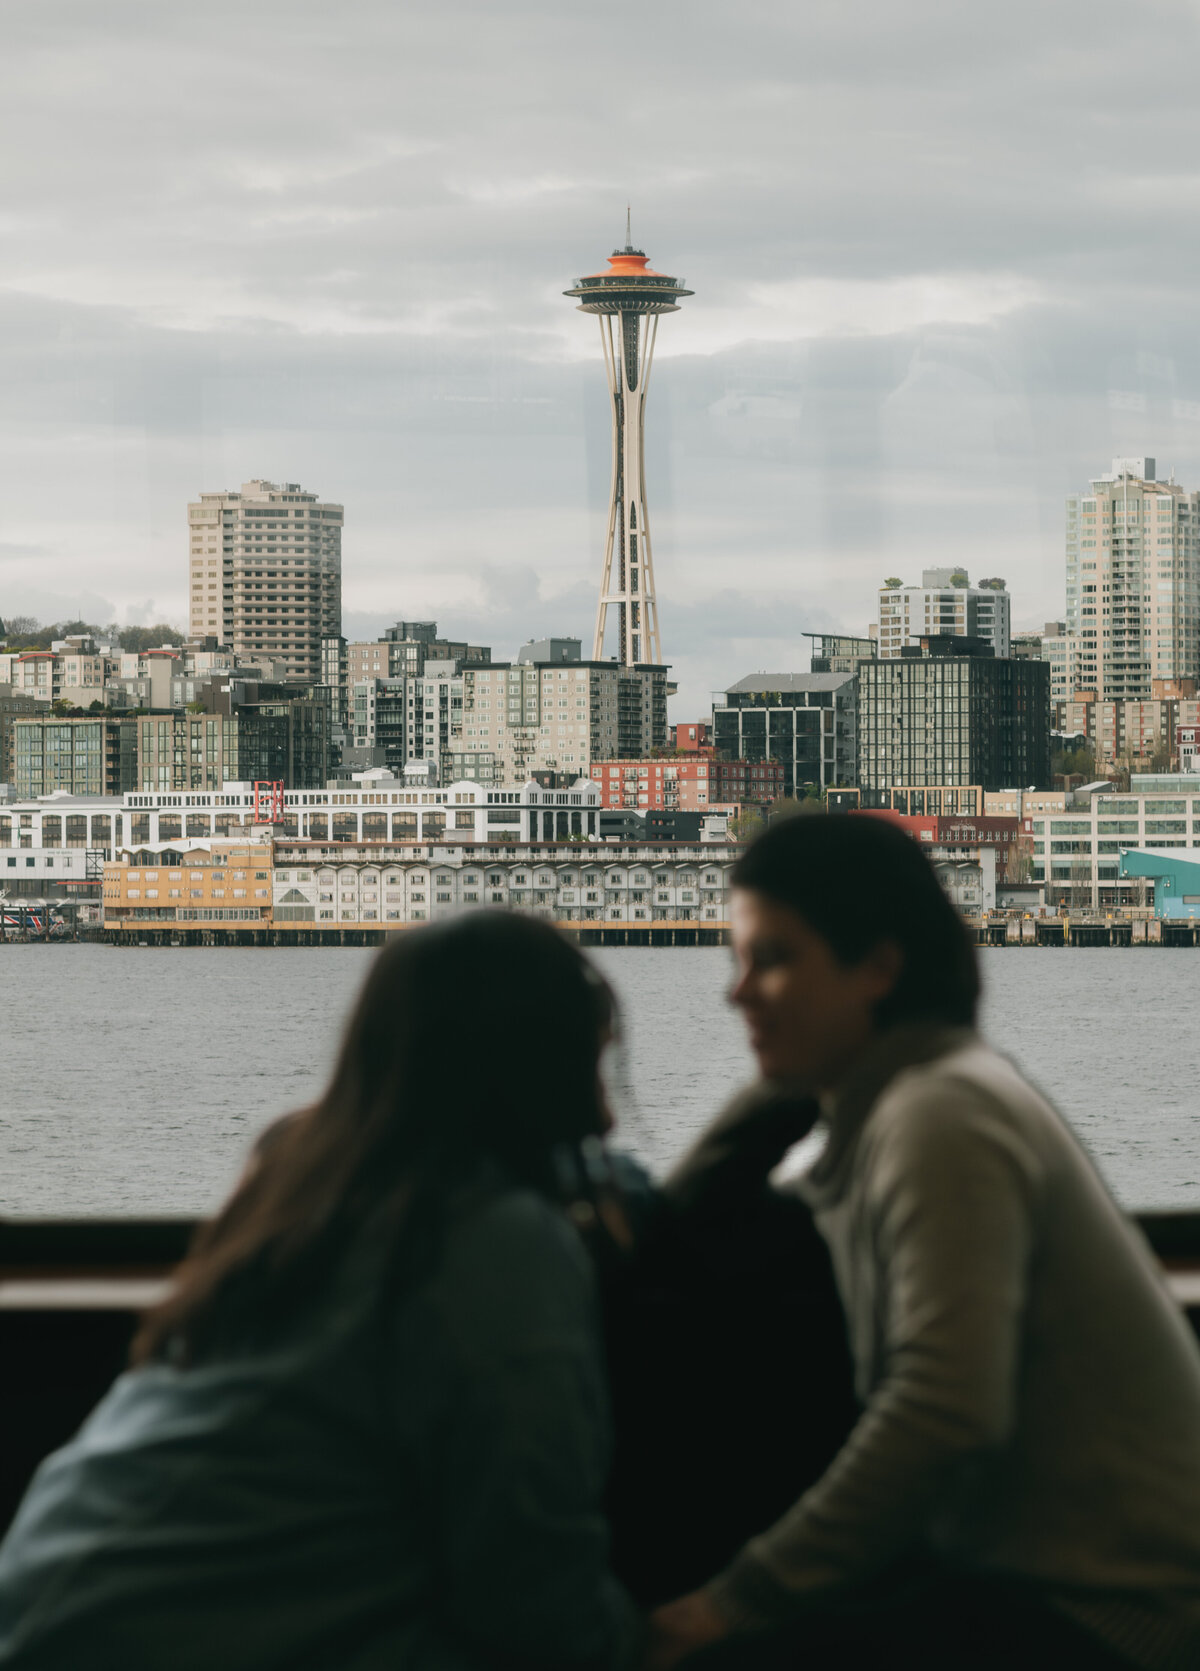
[565,217,692,667]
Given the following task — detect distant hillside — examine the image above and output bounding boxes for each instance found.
[0,617,185,653]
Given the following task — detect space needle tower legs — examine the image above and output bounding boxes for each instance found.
[565,223,692,668]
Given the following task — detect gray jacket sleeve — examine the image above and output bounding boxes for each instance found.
[708,1079,1042,1626]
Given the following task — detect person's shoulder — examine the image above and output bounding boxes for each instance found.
[866,1038,1051,1180]
[876,1036,1039,1122]
[434,1185,596,1359]
[453,1185,587,1277]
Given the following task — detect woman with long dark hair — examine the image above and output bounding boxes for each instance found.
[0,913,638,1669]
[646,813,1200,1671]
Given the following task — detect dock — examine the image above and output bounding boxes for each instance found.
[86,913,1200,949]
[967,913,1200,947]
[98,921,732,949]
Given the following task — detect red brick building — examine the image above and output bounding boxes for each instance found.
[670,721,712,752]
[590,756,785,811]
[857,807,1030,867]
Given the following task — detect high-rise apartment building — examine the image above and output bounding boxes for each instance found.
[857,639,1050,792]
[1005,621,1081,704]
[1,688,53,785]
[1056,695,1179,767]
[329,622,490,741]
[1065,458,1200,700]
[346,638,666,786]
[346,622,491,686]
[13,716,138,798]
[877,570,1011,660]
[615,664,670,760]
[134,686,330,793]
[349,663,464,775]
[459,661,618,782]
[454,658,668,783]
[1039,622,1084,704]
[805,633,878,675]
[321,635,349,728]
[712,674,858,795]
[187,480,342,683]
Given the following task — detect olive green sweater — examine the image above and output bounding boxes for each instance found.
[700,1030,1200,1671]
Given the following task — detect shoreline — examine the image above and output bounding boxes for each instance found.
[4,926,1200,950]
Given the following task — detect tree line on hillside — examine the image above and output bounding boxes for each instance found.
[0,616,185,653]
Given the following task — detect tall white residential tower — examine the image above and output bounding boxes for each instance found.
[1065,458,1200,700]
[565,226,691,667]
[188,479,342,682]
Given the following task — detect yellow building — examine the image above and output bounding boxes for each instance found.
[103,842,273,932]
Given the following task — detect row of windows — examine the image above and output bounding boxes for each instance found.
[276,869,722,888]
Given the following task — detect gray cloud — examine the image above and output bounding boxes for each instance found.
[4,0,1200,711]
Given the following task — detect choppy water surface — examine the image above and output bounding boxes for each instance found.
[1,944,1198,1215]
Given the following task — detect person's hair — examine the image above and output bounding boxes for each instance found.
[133,913,614,1365]
[731,811,980,1029]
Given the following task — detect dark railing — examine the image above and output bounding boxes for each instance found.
[3,1212,1200,1534]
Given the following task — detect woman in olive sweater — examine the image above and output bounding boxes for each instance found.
[648,814,1200,1671]
[0,914,638,1671]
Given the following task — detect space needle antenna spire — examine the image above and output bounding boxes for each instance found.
[564,229,692,666]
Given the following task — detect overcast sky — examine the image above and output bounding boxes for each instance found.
[5,0,1200,713]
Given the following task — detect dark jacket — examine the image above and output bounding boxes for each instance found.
[603,1089,857,1606]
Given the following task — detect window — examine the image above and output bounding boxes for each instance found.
[9,17,1200,1230]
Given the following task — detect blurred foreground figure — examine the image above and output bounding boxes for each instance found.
[646,815,1200,1671]
[0,915,638,1670]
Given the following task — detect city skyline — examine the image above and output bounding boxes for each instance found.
[8,3,1200,716]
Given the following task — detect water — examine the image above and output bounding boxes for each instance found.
[1,945,1199,1216]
